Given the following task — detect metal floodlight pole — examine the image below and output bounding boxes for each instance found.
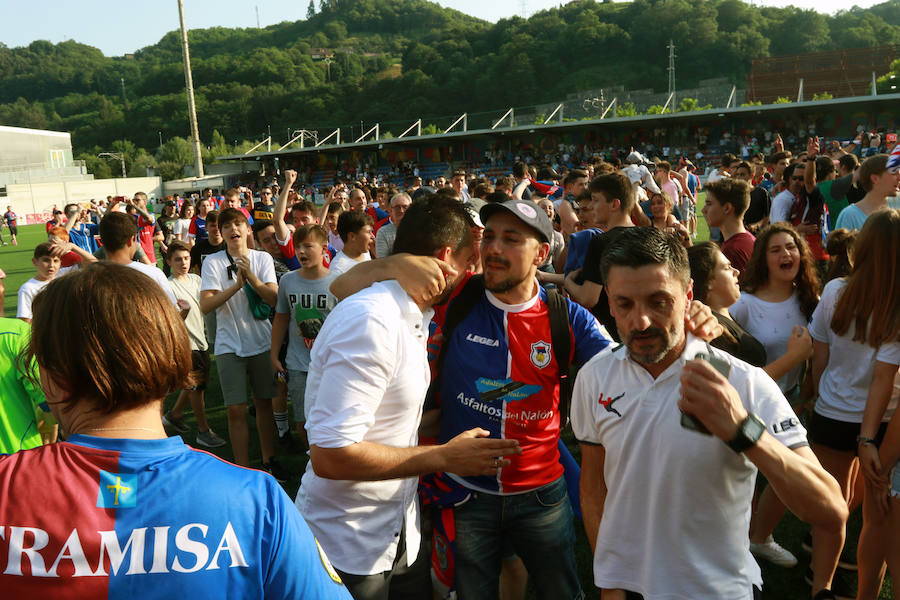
[177,0,205,178]
[797,78,804,103]
[99,152,126,178]
[726,86,736,108]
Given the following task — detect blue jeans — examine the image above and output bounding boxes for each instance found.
[453,476,582,600]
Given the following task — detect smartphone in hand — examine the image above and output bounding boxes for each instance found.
[680,349,731,435]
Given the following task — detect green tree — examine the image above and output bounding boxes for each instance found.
[307,0,316,19]
[812,91,833,100]
[156,161,185,181]
[773,96,792,104]
[646,105,667,115]
[616,102,638,117]
[156,136,194,167]
[677,97,708,112]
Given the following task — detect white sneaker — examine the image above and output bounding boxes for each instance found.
[749,535,798,568]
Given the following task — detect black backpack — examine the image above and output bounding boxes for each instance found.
[425,275,574,426]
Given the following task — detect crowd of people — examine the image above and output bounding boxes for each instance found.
[1,131,900,600]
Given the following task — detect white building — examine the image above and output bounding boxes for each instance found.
[0,125,160,223]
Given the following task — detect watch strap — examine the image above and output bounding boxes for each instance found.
[727,413,765,453]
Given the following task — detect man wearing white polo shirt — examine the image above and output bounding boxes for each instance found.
[572,227,846,600]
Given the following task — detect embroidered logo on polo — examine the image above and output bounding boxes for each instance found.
[530,341,552,368]
[97,471,137,508]
[598,392,625,418]
[772,417,799,434]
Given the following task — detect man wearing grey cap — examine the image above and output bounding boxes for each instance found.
[432,198,611,599]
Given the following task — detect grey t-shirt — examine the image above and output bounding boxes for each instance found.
[275,270,338,371]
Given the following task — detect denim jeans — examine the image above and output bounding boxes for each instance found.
[453,476,582,600]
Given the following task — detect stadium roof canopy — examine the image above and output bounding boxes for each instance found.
[217,92,900,164]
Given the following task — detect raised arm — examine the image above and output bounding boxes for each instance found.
[274,169,296,242]
[804,137,819,195]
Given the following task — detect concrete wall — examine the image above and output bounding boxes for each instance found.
[2,177,162,224]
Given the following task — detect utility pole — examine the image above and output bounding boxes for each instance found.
[667,39,676,112]
[119,78,128,177]
[255,5,260,28]
[177,0,205,178]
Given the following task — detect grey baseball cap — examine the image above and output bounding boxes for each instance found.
[479,199,553,244]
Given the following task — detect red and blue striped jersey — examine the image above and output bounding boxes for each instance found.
[437,284,609,494]
[0,435,350,599]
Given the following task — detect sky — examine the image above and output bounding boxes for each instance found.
[0,0,889,57]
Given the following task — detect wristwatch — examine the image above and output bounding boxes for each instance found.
[727,413,766,453]
[856,435,877,447]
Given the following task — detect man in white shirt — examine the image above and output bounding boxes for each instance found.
[199,208,283,478]
[329,210,374,275]
[769,161,806,224]
[573,226,847,600]
[98,211,178,306]
[296,197,521,600]
[374,192,411,258]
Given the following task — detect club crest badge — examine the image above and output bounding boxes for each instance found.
[530,341,552,368]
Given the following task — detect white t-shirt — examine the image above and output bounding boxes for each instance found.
[809,278,897,422]
[173,218,192,240]
[731,292,808,393]
[200,249,276,357]
[769,189,795,223]
[328,250,370,276]
[17,278,51,319]
[125,261,178,306]
[168,273,208,352]
[571,334,807,600]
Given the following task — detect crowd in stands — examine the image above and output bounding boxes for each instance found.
[1,128,900,600]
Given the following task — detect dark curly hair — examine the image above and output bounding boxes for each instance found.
[739,222,820,319]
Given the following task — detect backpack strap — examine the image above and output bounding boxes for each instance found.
[545,289,573,428]
[424,275,485,411]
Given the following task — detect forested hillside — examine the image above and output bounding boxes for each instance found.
[1,0,899,178]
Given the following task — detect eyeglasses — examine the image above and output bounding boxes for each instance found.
[790,176,804,181]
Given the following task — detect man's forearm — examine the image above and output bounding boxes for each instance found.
[746,440,846,528]
[310,442,446,481]
[330,256,393,300]
[199,284,242,314]
[580,443,607,552]
[246,276,277,306]
[270,312,289,360]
